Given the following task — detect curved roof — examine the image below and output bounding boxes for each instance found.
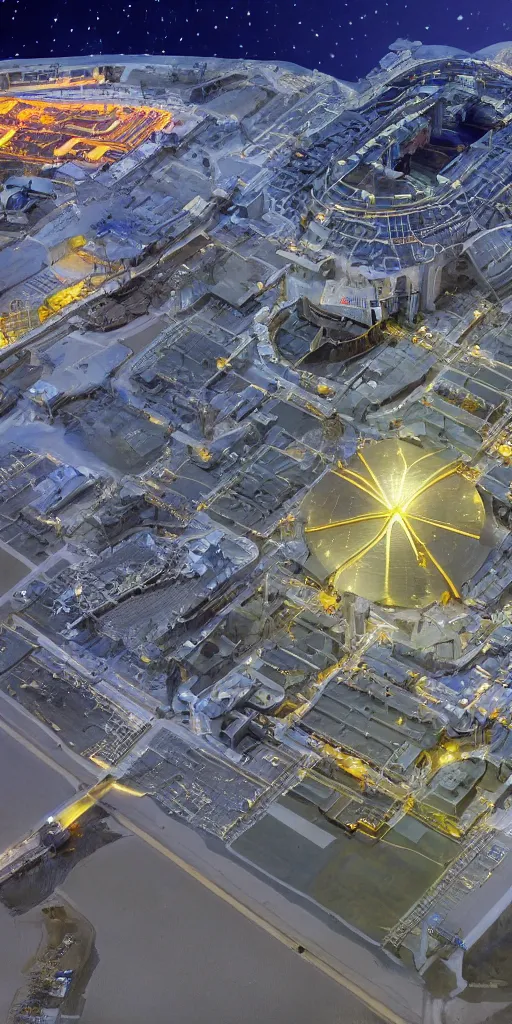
[315,58,512,276]
[302,439,490,608]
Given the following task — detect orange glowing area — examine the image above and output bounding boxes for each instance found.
[9,73,105,92]
[0,94,173,165]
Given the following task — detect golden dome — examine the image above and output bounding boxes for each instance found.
[302,439,490,608]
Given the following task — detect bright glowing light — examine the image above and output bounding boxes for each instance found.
[303,439,490,608]
[0,95,172,166]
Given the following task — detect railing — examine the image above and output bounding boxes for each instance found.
[384,827,493,950]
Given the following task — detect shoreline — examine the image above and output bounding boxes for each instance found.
[6,897,96,1023]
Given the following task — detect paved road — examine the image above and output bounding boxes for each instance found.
[0,719,386,1024]
[0,695,421,1024]
[0,726,74,850]
[64,833,385,1024]
[0,546,31,597]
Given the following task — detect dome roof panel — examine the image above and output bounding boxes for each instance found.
[302,438,492,608]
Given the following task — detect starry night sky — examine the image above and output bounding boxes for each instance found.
[0,0,512,82]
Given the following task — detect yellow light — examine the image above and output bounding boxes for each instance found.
[69,234,87,250]
[111,781,146,797]
[57,776,114,828]
[89,754,110,769]
[0,127,17,148]
[444,741,459,754]
[197,447,212,462]
[302,439,489,608]
[318,590,338,614]
[38,278,107,322]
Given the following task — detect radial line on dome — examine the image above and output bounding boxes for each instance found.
[396,513,420,560]
[396,446,409,504]
[332,469,390,508]
[406,513,481,540]
[357,451,392,507]
[305,511,389,534]
[404,518,461,598]
[312,449,478,603]
[384,516,395,601]
[332,517,391,585]
[401,461,460,512]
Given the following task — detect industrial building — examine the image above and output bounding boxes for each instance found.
[2,42,512,1006]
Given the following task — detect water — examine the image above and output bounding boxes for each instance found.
[63,834,383,1024]
[0,729,75,1018]
[0,726,383,1023]
[0,905,42,1022]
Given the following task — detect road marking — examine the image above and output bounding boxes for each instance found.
[112,811,409,1024]
[0,704,411,1024]
[0,714,78,788]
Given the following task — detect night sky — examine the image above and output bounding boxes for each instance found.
[1,0,512,82]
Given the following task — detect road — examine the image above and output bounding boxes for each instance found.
[0,696,423,1024]
[64,831,386,1024]
[0,546,31,598]
[0,726,74,851]
[0,701,408,1024]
